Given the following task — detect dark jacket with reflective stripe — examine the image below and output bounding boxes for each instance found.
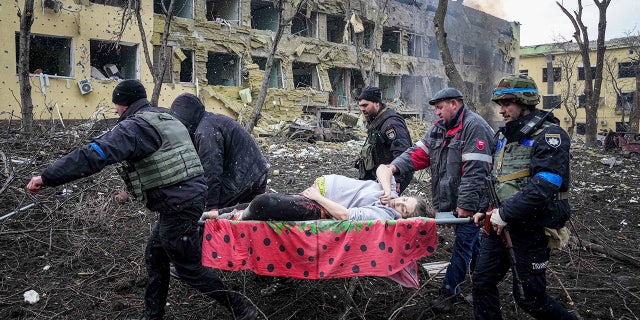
[392,106,494,212]
[41,99,207,213]
[494,110,571,230]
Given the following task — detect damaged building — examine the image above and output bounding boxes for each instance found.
[1,0,519,130]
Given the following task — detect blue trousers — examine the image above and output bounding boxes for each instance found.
[443,223,480,295]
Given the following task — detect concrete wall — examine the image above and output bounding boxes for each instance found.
[1,0,519,131]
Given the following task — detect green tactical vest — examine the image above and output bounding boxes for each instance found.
[492,122,554,203]
[119,112,204,199]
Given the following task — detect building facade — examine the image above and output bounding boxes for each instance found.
[519,37,639,134]
[2,0,518,130]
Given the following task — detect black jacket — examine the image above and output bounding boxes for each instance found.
[41,99,207,213]
[170,94,270,209]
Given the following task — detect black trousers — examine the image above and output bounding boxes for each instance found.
[471,229,576,320]
[220,193,323,221]
[144,195,244,319]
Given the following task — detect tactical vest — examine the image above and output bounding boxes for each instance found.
[119,112,204,199]
[492,121,554,203]
[360,107,405,171]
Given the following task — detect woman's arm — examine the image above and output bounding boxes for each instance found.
[301,183,349,220]
[376,165,393,205]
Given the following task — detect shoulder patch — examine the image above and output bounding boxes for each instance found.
[476,139,485,151]
[385,128,396,140]
[544,133,561,148]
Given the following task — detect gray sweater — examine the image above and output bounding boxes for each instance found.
[323,174,401,220]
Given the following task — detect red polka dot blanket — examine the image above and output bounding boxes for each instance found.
[201,218,438,288]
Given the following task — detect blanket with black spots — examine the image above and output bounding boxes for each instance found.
[201,218,438,288]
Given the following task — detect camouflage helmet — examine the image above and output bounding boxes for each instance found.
[491,74,540,107]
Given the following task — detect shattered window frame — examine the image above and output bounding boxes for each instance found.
[400,75,424,105]
[206,52,240,86]
[381,27,401,54]
[326,14,346,44]
[618,61,638,78]
[89,39,139,80]
[379,75,398,100]
[292,61,319,90]
[253,56,284,89]
[408,33,424,58]
[251,0,279,32]
[206,0,241,25]
[15,33,73,78]
[327,68,346,107]
[154,0,193,19]
[291,8,318,38]
[153,45,173,84]
[179,49,195,84]
[542,67,562,82]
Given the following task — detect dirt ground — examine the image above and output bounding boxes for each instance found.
[1,124,639,320]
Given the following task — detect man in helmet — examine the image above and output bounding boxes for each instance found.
[471,75,576,319]
[356,86,413,194]
[388,87,495,312]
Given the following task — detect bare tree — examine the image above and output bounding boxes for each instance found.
[603,55,630,128]
[555,44,581,137]
[557,0,611,146]
[434,0,474,111]
[16,0,36,133]
[244,0,304,133]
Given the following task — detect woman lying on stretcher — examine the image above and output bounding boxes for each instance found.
[208,165,431,221]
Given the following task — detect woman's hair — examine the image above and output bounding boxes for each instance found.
[410,197,433,218]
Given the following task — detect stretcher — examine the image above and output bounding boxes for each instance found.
[200,213,471,289]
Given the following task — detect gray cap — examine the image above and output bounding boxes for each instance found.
[428,87,463,105]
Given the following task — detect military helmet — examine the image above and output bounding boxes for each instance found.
[491,74,540,107]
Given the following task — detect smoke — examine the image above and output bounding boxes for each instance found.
[463,0,507,19]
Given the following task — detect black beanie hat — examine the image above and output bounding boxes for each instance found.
[112,80,147,106]
[357,86,382,103]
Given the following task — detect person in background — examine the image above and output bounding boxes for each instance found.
[26,80,257,320]
[356,86,413,194]
[170,93,270,212]
[472,74,576,320]
[388,87,495,312]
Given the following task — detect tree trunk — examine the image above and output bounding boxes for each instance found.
[18,0,35,133]
[245,0,302,133]
[629,66,640,133]
[434,0,474,111]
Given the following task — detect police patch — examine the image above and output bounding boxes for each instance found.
[385,128,396,140]
[545,133,561,148]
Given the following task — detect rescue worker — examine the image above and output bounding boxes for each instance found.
[170,93,270,211]
[356,86,413,194]
[471,75,576,320]
[388,87,494,312]
[25,80,257,320]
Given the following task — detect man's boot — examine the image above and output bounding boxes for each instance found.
[228,293,258,320]
[431,288,455,313]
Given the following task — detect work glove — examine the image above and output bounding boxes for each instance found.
[490,209,507,227]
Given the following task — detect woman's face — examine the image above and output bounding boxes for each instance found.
[389,197,418,218]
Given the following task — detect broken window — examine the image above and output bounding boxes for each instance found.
[292,8,317,37]
[90,0,132,7]
[350,70,365,98]
[577,94,586,108]
[542,94,561,109]
[427,36,440,60]
[292,62,319,89]
[179,49,194,83]
[15,33,72,77]
[401,76,424,105]
[462,45,476,65]
[577,66,596,80]
[326,15,346,43]
[379,75,397,100]
[618,62,638,78]
[408,34,424,58]
[328,68,346,106]
[428,77,443,94]
[519,69,529,76]
[206,0,240,24]
[154,0,193,19]
[381,27,400,54]
[251,0,278,32]
[207,52,239,86]
[153,45,173,83]
[253,57,283,88]
[616,92,634,110]
[351,19,374,47]
[90,40,138,80]
[542,67,562,82]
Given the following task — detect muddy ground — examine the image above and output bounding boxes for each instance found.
[1,124,639,320]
